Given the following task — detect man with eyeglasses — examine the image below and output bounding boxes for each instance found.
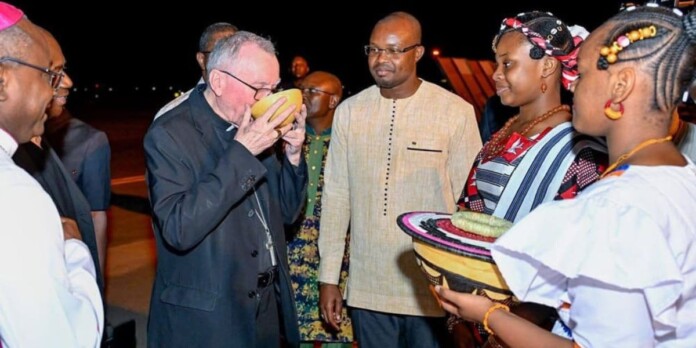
[286,71,355,347]
[0,2,103,347]
[145,31,307,348]
[154,22,238,120]
[318,11,482,348]
[14,27,107,295]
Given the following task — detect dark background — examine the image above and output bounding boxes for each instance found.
[15,1,625,105]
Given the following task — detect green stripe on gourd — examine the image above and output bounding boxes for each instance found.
[450,211,513,238]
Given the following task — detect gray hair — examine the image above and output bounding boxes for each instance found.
[0,17,33,60]
[206,31,276,74]
[198,22,238,52]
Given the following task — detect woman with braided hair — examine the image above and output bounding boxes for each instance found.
[451,11,607,347]
[458,11,607,229]
[440,4,696,347]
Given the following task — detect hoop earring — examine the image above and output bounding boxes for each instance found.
[541,82,547,94]
[604,100,624,120]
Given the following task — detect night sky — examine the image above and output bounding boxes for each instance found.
[14,1,622,97]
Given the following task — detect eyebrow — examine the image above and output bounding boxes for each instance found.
[249,78,281,88]
[495,52,509,59]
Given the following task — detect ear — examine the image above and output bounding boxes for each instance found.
[609,67,636,103]
[414,45,425,63]
[196,52,206,71]
[541,56,560,78]
[0,65,8,102]
[328,95,339,109]
[207,69,225,97]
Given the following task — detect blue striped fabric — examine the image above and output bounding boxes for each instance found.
[495,123,606,222]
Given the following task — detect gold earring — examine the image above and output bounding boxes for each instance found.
[604,100,623,120]
[541,82,547,94]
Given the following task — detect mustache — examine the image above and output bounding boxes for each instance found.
[53,90,70,99]
[371,63,394,72]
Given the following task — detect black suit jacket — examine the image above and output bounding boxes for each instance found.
[144,87,306,347]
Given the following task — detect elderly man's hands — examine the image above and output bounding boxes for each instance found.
[234,98,295,156]
[281,104,306,166]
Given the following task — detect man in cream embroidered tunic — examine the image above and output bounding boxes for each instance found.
[318,11,482,348]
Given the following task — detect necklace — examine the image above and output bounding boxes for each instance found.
[482,104,570,161]
[600,135,673,179]
[252,188,277,266]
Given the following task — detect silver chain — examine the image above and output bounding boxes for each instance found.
[252,189,277,266]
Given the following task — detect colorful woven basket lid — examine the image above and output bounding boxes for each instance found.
[397,211,513,298]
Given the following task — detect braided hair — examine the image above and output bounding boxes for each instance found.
[597,5,696,113]
[493,11,584,90]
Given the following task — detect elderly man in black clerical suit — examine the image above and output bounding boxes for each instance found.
[144,30,307,348]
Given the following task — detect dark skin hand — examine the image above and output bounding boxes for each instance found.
[319,283,344,330]
[451,302,557,348]
[61,217,81,241]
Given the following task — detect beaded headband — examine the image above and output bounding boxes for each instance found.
[598,3,686,70]
[598,25,657,69]
[493,12,583,90]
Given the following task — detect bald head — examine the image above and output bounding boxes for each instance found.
[374,11,422,44]
[300,71,343,129]
[304,71,342,100]
[368,11,424,96]
[37,27,65,66]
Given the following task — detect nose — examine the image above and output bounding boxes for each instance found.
[61,72,73,90]
[377,51,391,62]
[370,49,391,63]
[492,66,503,82]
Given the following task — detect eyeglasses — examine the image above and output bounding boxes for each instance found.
[364,44,421,57]
[0,56,64,90]
[301,87,334,96]
[217,69,276,101]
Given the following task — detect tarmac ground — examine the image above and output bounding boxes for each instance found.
[81,102,156,347]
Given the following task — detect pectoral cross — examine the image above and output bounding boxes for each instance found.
[265,235,277,267]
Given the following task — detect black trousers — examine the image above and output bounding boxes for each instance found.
[351,308,450,348]
[255,278,281,347]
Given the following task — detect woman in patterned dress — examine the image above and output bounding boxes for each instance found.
[450,11,608,347]
[439,4,696,347]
